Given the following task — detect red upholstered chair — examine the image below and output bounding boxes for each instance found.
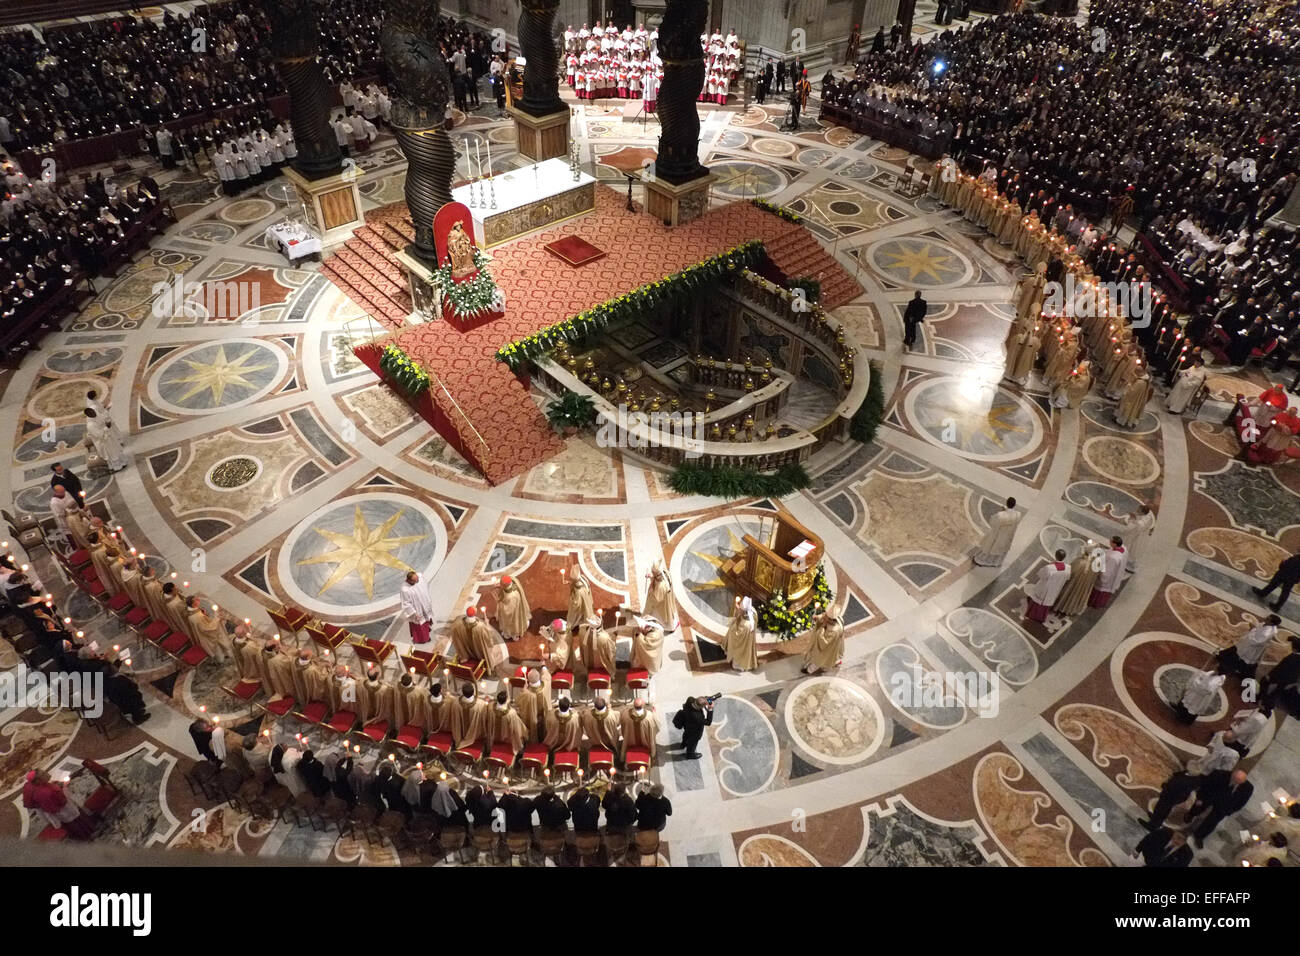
[445,658,486,684]
[179,644,209,668]
[293,699,327,723]
[550,671,574,693]
[392,724,424,752]
[586,668,612,701]
[552,750,581,781]
[508,665,528,689]
[263,695,296,718]
[357,718,390,744]
[141,621,171,644]
[521,743,549,778]
[624,747,652,776]
[222,679,262,719]
[267,605,310,638]
[1249,339,1279,365]
[122,605,150,628]
[452,740,484,769]
[487,741,517,777]
[105,591,132,614]
[322,708,358,736]
[421,731,454,760]
[585,749,614,776]
[159,631,190,657]
[399,650,440,680]
[304,621,349,655]
[623,668,650,703]
[65,548,91,571]
[352,639,394,673]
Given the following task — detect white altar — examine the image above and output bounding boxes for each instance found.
[452,157,596,248]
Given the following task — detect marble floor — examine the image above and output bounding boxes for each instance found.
[4,11,1297,869]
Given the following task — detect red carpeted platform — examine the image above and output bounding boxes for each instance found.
[333,186,862,485]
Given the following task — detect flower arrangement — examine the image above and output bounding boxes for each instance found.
[435,247,502,319]
[788,276,822,303]
[496,241,768,370]
[755,564,832,640]
[750,198,803,223]
[378,342,430,396]
[850,359,885,442]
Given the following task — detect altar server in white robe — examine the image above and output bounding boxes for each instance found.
[399,570,433,645]
[85,388,126,447]
[84,408,128,471]
[1229,707,1272,754]
[1122,505,1155,571]
[1088,536,1127,608]
[1166,356,1207,414]
[1024,550,1071,622]
[1172,668,1224,723]
[1217,615,1281,679]
[971,497,1021,567]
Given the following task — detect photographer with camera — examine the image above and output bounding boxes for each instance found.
[671,694,717,760]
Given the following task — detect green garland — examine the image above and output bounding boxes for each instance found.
[667,461,810,499]
[750,198,803,223]
[495,240,767,370]
[756,564,832,639]
[436,247,501,319]
[378,342,430,396]
[850,359,885,442]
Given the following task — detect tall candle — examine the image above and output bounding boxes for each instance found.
[475,140,483,178]
[485,137,492,177]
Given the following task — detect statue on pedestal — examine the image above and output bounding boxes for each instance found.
[262,0,342,180]
[446,222,477,279]
[655,0,710,185]
[381,0,455,263]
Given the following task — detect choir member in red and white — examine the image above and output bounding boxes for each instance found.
[1024,550,1070,623]
[1088,536,1127,608]
[399,570,433,645]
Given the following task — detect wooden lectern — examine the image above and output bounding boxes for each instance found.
[721,502,824,611]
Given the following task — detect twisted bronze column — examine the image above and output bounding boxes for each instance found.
[655,0,709,185]
[262,0,342,180]
[382,0,455,263]
[517,0,565,118]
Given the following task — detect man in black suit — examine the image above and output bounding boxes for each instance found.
[50,462,83,500]
[634,782,673,831]
[1134,827,1193,867]
[1187,770,1253,844]
[1254,552,1300,611]
[533,787,571,829]
[903,290,928,350]
[775,58,786,93]
[1262,636,1300,711]
[568,787,601,832]
[672,695,714,759]
[500,788,535,833]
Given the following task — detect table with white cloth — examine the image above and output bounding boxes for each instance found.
[265,222,323,261]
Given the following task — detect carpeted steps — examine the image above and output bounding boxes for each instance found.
[762,229,863,309]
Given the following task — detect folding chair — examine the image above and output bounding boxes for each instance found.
[263,694,298,719]
[392,723,424,753]
[351,638,395,676]
[357,717,390,744]
[420,731,454,764]
[222,679,262,720]
[321,706,358,737]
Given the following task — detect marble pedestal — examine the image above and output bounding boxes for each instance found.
[282,167,365,246]
[643,171,717,227]
[508,106,570,162]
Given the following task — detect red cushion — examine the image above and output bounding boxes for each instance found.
[359,719,389,741]
[67,549,90,567]
[553,750,580,769]
[81,579,106,597]
[422,731,453,754]
[283,607,309,628]
[83,784,116,814]
[124,606,149,626]
[79,565,99,583]
[453,742,483,760]
[325,710,357,733]
[626,668,650,686]
[106,592,132,611]
[393,725,422,749]
[586,748,613,768]
[143,620,169,641]
[228,679,260,701]
[38,826,68,841]
[508,665,528,687]
[296,700,327,723]
[266,696,296,717]
[180,646,209,667]
[521,744,549,765]
[160,633,189,653]
[551,671,574,689]
[586,668,611,688]
[487,743,516,765]
[624,747,651,767]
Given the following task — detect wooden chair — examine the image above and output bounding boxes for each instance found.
[289,790,323,829]
[320,796,351,835]
[505,831,533,865]
[421,731,454,764]
[603,828,630,864]
[535,827,567,866]
[470,825,500,864]
[350,804,380,844]
[440,826,468,864]
[633,828,661,866]
[376,810,406,848]
[574,831,603,866]
[185,760,221,800]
